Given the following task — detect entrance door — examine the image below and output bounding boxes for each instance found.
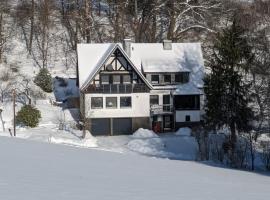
[163,95,171,112]
[163,115,173,131]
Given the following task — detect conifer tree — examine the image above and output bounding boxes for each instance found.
[204,19,254,148]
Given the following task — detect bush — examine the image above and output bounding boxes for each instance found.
[16,105,41,128]
[34,68,53,93]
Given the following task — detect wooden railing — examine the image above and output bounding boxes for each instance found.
[85,84,149,93]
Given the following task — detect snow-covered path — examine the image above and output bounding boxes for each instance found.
[0,137,269,200]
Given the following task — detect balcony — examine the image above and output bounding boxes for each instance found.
[85,84,149,94]
[150,104,174,115]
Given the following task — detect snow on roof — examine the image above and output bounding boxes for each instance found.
[77,43,116,89]
[77,42,204,90]
[129,43,205,87]
[77,43,153,90]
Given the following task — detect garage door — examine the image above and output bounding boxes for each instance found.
[91,118,110,136]
[113,118,132,135]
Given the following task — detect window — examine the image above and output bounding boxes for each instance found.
[163,95,170,104]
[174,95,200,110]
[100,75,109,84]
[120,97,132,108]
[175,72,189,83]
[150,95,159,105]
[91,97,103,109]
[185,115,191,122]
[123,74,131,84]
[164,75,171,83]
[106,97,117,108]
[151,75,159,84]
[113,75,121,84]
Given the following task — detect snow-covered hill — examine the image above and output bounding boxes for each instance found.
[0,137,269,200]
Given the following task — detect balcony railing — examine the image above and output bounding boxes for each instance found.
[85,84,149,94]
[150,104,174,115]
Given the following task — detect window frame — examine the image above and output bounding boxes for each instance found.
[174,95,200,110]
[151,75,159,84]
[175,72,189,84]
[100,75,109,84]
[164,74,171,84]
[106,97,118,109]
[120,96,132,108]
[150,95,159,105]
[91,97,103,109]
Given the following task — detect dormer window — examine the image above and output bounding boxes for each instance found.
[151,75,159,84]
[175,72,189,83]
[164,75,171,84]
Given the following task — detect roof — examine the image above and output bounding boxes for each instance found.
[77,42,204,91]
[77,43,153,90]
[129,43,205,87]
[77,43,115,89]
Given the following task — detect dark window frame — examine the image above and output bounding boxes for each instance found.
[175,72,189,84]
[150,95,159,105]
[174,95,200,110]
[91,97,103,109]
[164,74,171,83]
[151,75,159,84]
[120,96,132,108]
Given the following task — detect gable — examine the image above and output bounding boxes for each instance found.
[77,44,153,91]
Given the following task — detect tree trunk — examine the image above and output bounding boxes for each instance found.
[29,0,34,54]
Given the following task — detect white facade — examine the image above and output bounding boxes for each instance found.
[175,111,201,122]
[84,93,150,118]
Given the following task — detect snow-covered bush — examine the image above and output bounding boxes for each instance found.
[16,105,41,128]
[34,68,53,93]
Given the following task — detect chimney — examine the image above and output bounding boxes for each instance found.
[123,38,132,57]
[163,39,172,50]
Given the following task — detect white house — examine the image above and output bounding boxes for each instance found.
[77,40,204,136]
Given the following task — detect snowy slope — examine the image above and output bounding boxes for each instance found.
[0,137,269,200]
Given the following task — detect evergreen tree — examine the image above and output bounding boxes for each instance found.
[34,68,53,93]
[204,19,254,147]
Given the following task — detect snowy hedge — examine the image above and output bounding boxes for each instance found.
[16,105,41,128]
[34,68,53,93]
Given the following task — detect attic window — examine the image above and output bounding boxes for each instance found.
[175,72,189,83]
[151,75,159,84]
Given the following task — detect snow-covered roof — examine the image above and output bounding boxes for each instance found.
[77,43,116,89]
[77,43,153,90]
[129,43,205,87]
[77,42,204,90]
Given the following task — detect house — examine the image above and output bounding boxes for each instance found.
[77,40,204,136]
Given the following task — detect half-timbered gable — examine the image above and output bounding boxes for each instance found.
[85,48,150,94]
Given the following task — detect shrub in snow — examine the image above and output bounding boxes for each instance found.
[34,68,53,93]
[16,105,41,128]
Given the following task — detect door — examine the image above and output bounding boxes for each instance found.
[113,118,132,135]
[163,95,171,112]
[91,118,110,136]
[163,115,173,131]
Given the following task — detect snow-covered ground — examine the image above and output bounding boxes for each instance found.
[0,136,269,200]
